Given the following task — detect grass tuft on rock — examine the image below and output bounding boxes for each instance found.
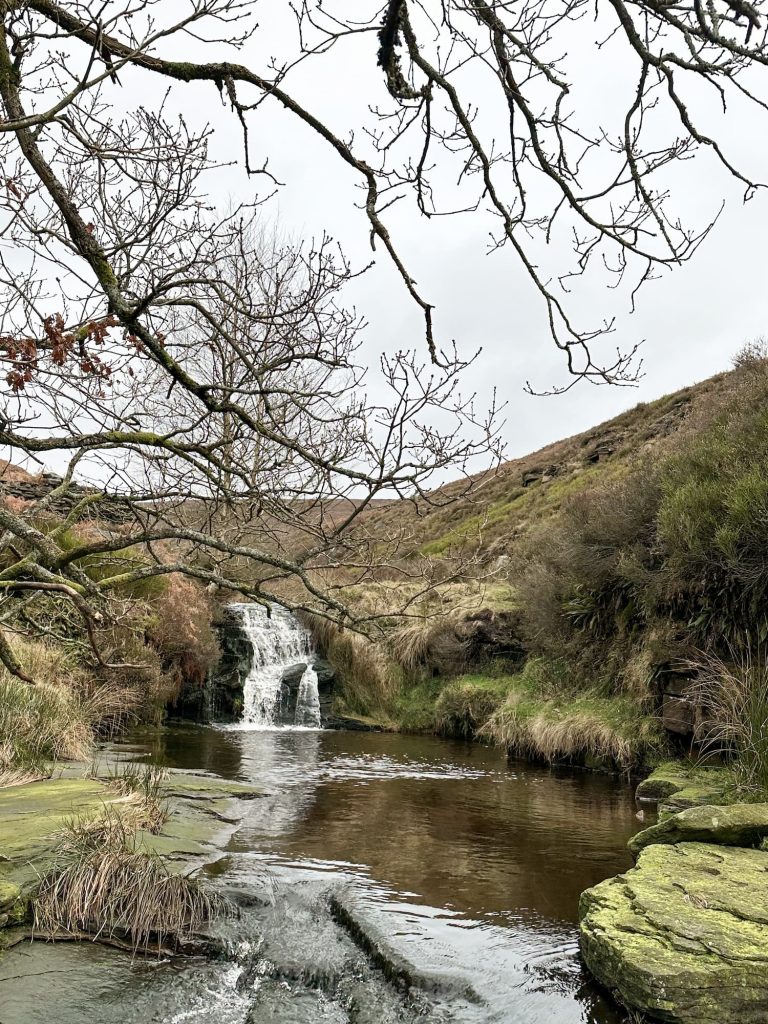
[35,812,229,951]
[480,661,664,771]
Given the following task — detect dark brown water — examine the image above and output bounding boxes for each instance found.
[0,727,640,1024]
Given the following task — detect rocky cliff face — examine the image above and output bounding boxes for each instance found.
[0,471,133,523]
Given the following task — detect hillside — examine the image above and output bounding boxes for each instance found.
[321,355,768,773]
[358,370,734,565]
[2,355,767,779]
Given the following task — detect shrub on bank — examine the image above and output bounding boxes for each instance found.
[480,660,665,772]
[306,614,400,720]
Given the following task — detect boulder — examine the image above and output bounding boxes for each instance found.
[580,842,768,1023]
[629,803,768,858]
[281,662,309,689]
[313,658,335,687]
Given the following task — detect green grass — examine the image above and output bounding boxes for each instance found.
[481,669,665,772]
[0,639,138,785]
[420,491,526,555]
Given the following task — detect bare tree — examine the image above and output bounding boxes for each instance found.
[0,0,764,675]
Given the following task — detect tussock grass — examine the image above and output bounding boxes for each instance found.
[390,613,468,675]
[482,693,662,771]
[104,763,171,833]
[0,639,138,783]
[0,764,46,788]
[35,812,229,950]
[305,614,400,717]
[689,649,768,795]
[479,661,664,771]
[434,678,511,738]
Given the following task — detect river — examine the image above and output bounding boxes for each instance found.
[0,725,640,1024]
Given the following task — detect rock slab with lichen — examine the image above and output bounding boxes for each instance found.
[579,842,768,1023]
[629,802,768,859]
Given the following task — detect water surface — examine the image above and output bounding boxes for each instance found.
[0,727,639,1024]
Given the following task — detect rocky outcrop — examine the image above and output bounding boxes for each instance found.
[276,659,335,725]
[0,471,133,523]
[199,605,253,721]
[580,842,768,1024]
[629,803,768,859]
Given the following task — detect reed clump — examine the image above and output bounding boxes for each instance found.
[104,762,171,833]
[35,812,229,951]
[689,649,768,796]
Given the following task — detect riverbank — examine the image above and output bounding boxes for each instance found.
[0,725,640,1024]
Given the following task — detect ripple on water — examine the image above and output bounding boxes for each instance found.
[1,728,638,1024]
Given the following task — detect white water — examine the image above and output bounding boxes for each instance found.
[230,603,322,730]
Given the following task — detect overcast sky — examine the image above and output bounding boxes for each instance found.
[156,0,766,465]
[12,1,768,474]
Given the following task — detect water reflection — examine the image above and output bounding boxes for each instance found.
[139,727,637,928]
[1,727,640,1024]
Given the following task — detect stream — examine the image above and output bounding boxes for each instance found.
[0,726,640,1024]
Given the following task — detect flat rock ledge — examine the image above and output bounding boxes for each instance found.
[579,842,768,1023]
[636,765,734,821]
[629,803,768,859]
[0,772,264,942]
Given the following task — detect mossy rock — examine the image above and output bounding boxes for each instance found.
[629,803,768,859]
[636,764,734,820]
[0,778,113,893]
[580,842,768,1023]
[636,763,695,801]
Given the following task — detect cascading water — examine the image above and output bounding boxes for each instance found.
[230,603,322,729]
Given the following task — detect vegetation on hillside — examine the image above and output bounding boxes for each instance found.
[0,570,220,784]
[319,352,768,777]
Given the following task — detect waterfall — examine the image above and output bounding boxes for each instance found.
[230,603,322,729]
[294,664,321,728]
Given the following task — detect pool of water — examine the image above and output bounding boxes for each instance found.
[0,727,640,1024]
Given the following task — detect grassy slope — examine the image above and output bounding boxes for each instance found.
[325,369,748,771]
[359,372,732,566]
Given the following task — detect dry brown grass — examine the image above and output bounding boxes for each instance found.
[688,648,768,794]
[147,576,219,699]
[480,683,663,771]
[0,638,139,783]
[389,615,463,672]
[104,763,171,833]
[305,614,400,716]
[35,811,229,950]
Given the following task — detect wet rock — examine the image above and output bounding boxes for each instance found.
[203,606,254,721]
[636,763,733,819]
[580,842,768,1023]
[0,778,115,894]
[629,803,768,859]
[314,659,335,687]
[281,663,308,689]
[330,890,481,1003]
[323,715,383,732]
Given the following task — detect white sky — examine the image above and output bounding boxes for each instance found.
[13,1,768,471]
[154,0,767,463]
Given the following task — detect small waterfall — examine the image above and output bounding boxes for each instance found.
[295,664,321,727]
[230,603,322,729]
